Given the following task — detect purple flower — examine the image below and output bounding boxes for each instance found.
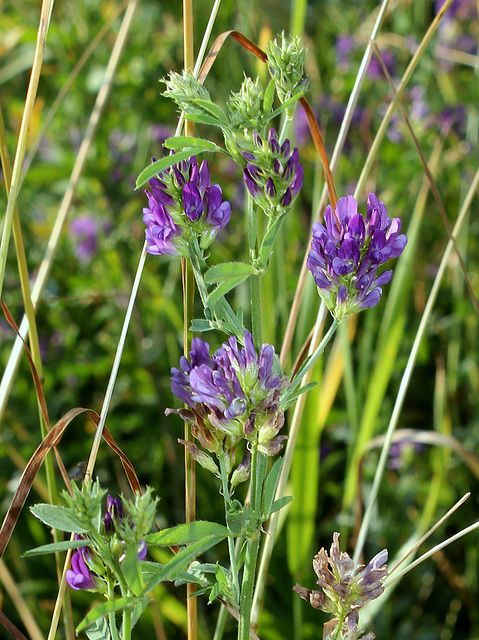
[169,331,289,456]
[105,495,124,533]
[70,216,98,262]
[143,155,231,256]
[307,194,407,319]
[66,547,97,591]
[242,128,303,217]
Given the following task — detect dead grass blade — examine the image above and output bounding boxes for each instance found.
[0,407,140,559]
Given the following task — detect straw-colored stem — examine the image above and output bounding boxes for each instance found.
[0,0,139,424]
[20,0,130,188]
[182,1,198,638]
[0,0,55,299]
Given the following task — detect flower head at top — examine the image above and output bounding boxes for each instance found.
[242,128,303,218]
[265,33,310,109]
[294,532,388,640]
[168,331,289,476]
[143,155,231,256]
[307,193,407,320]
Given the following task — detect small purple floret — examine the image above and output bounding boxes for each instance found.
[66,548,96,591]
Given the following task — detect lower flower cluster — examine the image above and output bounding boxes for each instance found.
[168,331,289,482]
[294,532,388,640]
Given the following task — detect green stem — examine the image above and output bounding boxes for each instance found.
[283,317,340,405]
[237,445,262,640]
[122,606,132,640]
[238,531,261,640]
[218,452,240,604]
[108,581,120,640]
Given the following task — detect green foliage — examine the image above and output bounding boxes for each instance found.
[1,0,479,638]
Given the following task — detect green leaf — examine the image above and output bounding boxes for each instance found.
[145,521,229,546]
[85,616,111,640]
[164,136,221,152]
[136,148,210,189]
[145,535,226,592]
[77,598,139,632]
[30,504,89,534]
[270,495,294,515]
[262,457,284,518]
[207,275,251,310]
[23,538,91,557]
[191,99,230,125]
[205,262,256,283]
[263,79,276,115]
[121,544,143,597]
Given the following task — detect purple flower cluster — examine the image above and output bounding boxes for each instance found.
[243,129,303,217]
[307,194,407,319]
[65,495,147,592]
[294,532,388,640]
[169,331,289,462]
[143,155,231,256]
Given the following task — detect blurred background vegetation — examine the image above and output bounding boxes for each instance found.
[1,0,478,638]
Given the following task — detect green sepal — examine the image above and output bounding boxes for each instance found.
[30,504,89,534]
[23,538,91,557]
[145,521,229,546]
